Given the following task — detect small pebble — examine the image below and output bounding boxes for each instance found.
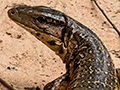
[0,40,2,43]
[34,82,37,84]
[7,67,10,70]
[7,66,18,71]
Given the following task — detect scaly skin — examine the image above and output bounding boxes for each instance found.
[8,5,119,90]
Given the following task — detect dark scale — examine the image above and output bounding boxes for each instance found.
[36,32,41,36]
[8,5,119,90]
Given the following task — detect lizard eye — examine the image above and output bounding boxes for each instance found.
[37,17,46,22]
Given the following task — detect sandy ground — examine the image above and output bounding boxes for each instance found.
[0,0,120,90]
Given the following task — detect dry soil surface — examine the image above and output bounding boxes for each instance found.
[0,0,120,90]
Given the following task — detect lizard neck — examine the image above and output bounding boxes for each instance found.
[64,17,116,79]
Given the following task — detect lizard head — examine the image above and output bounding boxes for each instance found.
[8,4,68,61]
[8,5,67,39]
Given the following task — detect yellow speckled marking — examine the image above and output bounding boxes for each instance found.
[89,77,92,79]
[111,76,113,79]
[89,50,92,54]
[89,66,92,71]
[115,80,118,83]
[88,81,90,83]
[88,86,91,88]
[105,72,108,74]
[80,85,83,87]
[108,63,110,66]
[88,58,92,61]
[73,84,77,87]
[82,80,84,83]
[81,46,87,49]
[82,75,84,77]
[103,83,106,87]
[111,83,113,85]
[79,53,84,58]
[79,34,85,39]
[90,71,93,74]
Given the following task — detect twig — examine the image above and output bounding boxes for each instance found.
[91,0,120,37]
[0,78,15,90]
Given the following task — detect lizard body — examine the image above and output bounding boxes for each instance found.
[8,5,119,90]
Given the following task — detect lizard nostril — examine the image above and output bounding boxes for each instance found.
[9,8,18,15]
